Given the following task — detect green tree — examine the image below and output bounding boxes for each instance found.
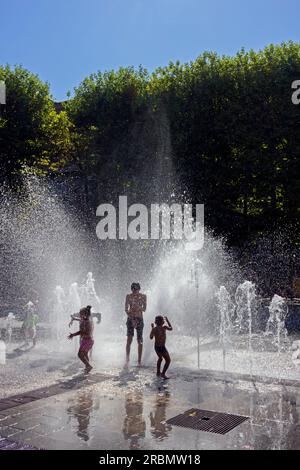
[0,65,72,180]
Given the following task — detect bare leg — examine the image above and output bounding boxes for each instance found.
[156,355,163,376]
[126,336,133,364]
[138,341,143,366]
[24,329,30,346]
[32,330,37,348]
[78,350,91,369]
[161,351,171,378]
[84,352,93,372]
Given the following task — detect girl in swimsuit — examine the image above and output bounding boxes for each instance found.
[68,306,94,373]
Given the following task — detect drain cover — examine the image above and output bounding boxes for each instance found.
[166,408,249,434]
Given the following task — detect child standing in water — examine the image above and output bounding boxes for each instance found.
[69,306,95,360]
[68,306,94,373]
[22,302,39,348]
[150,316,172,379]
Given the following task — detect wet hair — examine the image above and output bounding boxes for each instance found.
[131,282,141,291]
[79,306,91,318]
[155,315,164,326]
[85,305,92,317]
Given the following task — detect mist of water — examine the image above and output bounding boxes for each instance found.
[265,294,288,353]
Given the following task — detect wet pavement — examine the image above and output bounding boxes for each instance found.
[1,366,300,450]
[1,332,300,400]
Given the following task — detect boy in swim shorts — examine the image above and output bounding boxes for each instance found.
[150,316,172,379]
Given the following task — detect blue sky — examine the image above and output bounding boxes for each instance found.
[1,0,299,101]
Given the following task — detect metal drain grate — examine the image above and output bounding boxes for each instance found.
[166,408,249,434]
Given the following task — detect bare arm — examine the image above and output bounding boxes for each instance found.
[164,316,173,331]
[142,294,147,312]
[125,295,130,315]
[150,324,155,340]
[68,330,80,339]
[71,314,80,321]
[69,314,80,328]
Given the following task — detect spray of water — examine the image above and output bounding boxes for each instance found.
[266,294,288,353]
[0,174,297,381]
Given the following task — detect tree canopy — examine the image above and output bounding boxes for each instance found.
[0,65,73,179]
[1,42,300,246]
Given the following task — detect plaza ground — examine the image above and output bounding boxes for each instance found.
[0,334,300,450]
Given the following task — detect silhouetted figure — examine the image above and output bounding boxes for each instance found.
[69,306,94,373]
[150,315,172,379]
[125,283,147,366]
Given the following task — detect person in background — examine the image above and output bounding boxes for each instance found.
[22,301,39,348]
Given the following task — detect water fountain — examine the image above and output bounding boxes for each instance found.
[6,312,15,344]
[265,294,289,353]
[234,281,257,336]
[0,174,299,384]
[68,283,81,315]
[52,286,66,339]
[0,339,6,365]
[190,257,203,369]
[216,286,234,369]
[80,272,101,313]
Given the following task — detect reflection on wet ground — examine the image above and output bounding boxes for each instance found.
[0,367,300,450]
[123,390,146,449]
[67,389,100,442]
[150,390,172,441]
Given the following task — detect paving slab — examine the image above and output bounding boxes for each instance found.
[1,366,300,450]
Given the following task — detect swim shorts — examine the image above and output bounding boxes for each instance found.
[155,344,168,355]
[126,317,144,342]
[79,337,94,354]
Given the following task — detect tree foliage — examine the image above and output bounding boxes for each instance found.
[1,42,300,245]
[0,65,73,179]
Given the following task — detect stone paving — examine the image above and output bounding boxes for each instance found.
[0,366,300,450]
[0,373,110,412]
